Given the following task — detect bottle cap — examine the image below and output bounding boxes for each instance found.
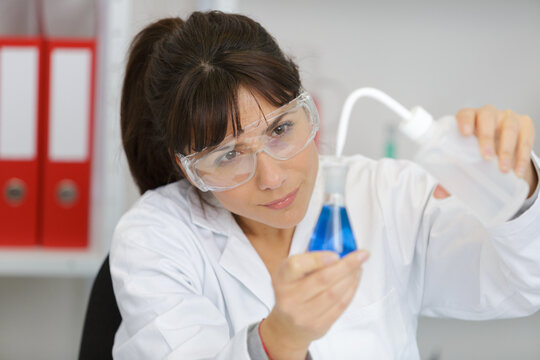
[399,106,434,141]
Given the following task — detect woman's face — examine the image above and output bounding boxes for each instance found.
[210,88,319,230]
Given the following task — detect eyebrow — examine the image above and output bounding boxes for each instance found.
[211,109,294,152]
[262,112,288,134]
[233,110,289,138]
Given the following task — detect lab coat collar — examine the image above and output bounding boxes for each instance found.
[220,176,324,311]
[184,187,268,308]
[186,186,276,309]
[220,227,276,310]
[186,186,233,237]
[185,161,325,311]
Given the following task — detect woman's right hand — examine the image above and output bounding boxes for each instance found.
[259,249,370,360]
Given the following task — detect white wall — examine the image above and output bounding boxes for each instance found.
[238,0,540,160]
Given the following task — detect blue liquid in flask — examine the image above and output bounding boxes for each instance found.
[309,204,357,258]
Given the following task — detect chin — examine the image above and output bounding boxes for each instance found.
[267,215,302,229]
[262,197,310,229]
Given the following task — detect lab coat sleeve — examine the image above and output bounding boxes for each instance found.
[110,207,253,360]
[416,152,540,319]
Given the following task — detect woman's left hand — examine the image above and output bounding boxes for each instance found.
[433,105,538,199]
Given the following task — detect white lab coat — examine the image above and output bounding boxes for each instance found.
[110,154,540,360]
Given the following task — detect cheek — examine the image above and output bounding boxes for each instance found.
[212,190,249,214]
[299,143,319,179]
[212,144,319,213]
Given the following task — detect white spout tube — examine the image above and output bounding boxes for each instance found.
[335,88,412,157]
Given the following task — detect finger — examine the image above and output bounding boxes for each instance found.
[433,184,451,199]
[456,108,476,137]
[514,115,535,177]
[292,250,369,302]
[476,105,498,159]
[497,110,520,173]
[304,269,362,319]
[307,275,361,333]
[277,251,339,283]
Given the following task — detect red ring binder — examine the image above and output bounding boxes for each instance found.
[0,37,42,247]
[39,38,96,248]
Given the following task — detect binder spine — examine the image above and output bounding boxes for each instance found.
[39,38,95,248]
[0,37,42,246]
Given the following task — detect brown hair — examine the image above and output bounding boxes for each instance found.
[121,11,301,194]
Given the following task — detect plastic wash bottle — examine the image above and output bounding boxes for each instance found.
[400,107,529,227]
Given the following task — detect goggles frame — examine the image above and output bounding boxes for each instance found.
[176,91,320,192]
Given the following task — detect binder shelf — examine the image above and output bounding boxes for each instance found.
[0,249,104,277]
[0,0,131,277]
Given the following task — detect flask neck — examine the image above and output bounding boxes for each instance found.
[324,192,345,207]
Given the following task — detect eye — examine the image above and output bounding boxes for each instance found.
[224,150,237,160]
[272,121,293,136]
[214,149,240,166]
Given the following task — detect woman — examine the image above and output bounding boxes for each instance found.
[111,11,540,360]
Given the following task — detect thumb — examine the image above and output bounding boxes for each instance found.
[433,184,451,199]
[278,251,339,283]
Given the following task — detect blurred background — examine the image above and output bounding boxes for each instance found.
[0,0,539,359]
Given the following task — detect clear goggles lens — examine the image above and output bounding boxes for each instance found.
[180,92,319,191]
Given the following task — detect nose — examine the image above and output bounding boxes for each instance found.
[254,151,286,191]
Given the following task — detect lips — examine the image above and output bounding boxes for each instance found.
[261,187,300,210]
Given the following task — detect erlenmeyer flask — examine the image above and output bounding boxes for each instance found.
[308,162,357,257]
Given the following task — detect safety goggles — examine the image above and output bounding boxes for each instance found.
[177,91,320,192]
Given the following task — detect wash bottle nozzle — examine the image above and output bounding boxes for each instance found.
[333,87,529,228]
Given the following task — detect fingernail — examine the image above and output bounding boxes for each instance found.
[516,166,526,178]
[357,251,370,263]
[501,160,510,172]
[463,124,473,135]
[323,253,339,264]
[484,147,495,159]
